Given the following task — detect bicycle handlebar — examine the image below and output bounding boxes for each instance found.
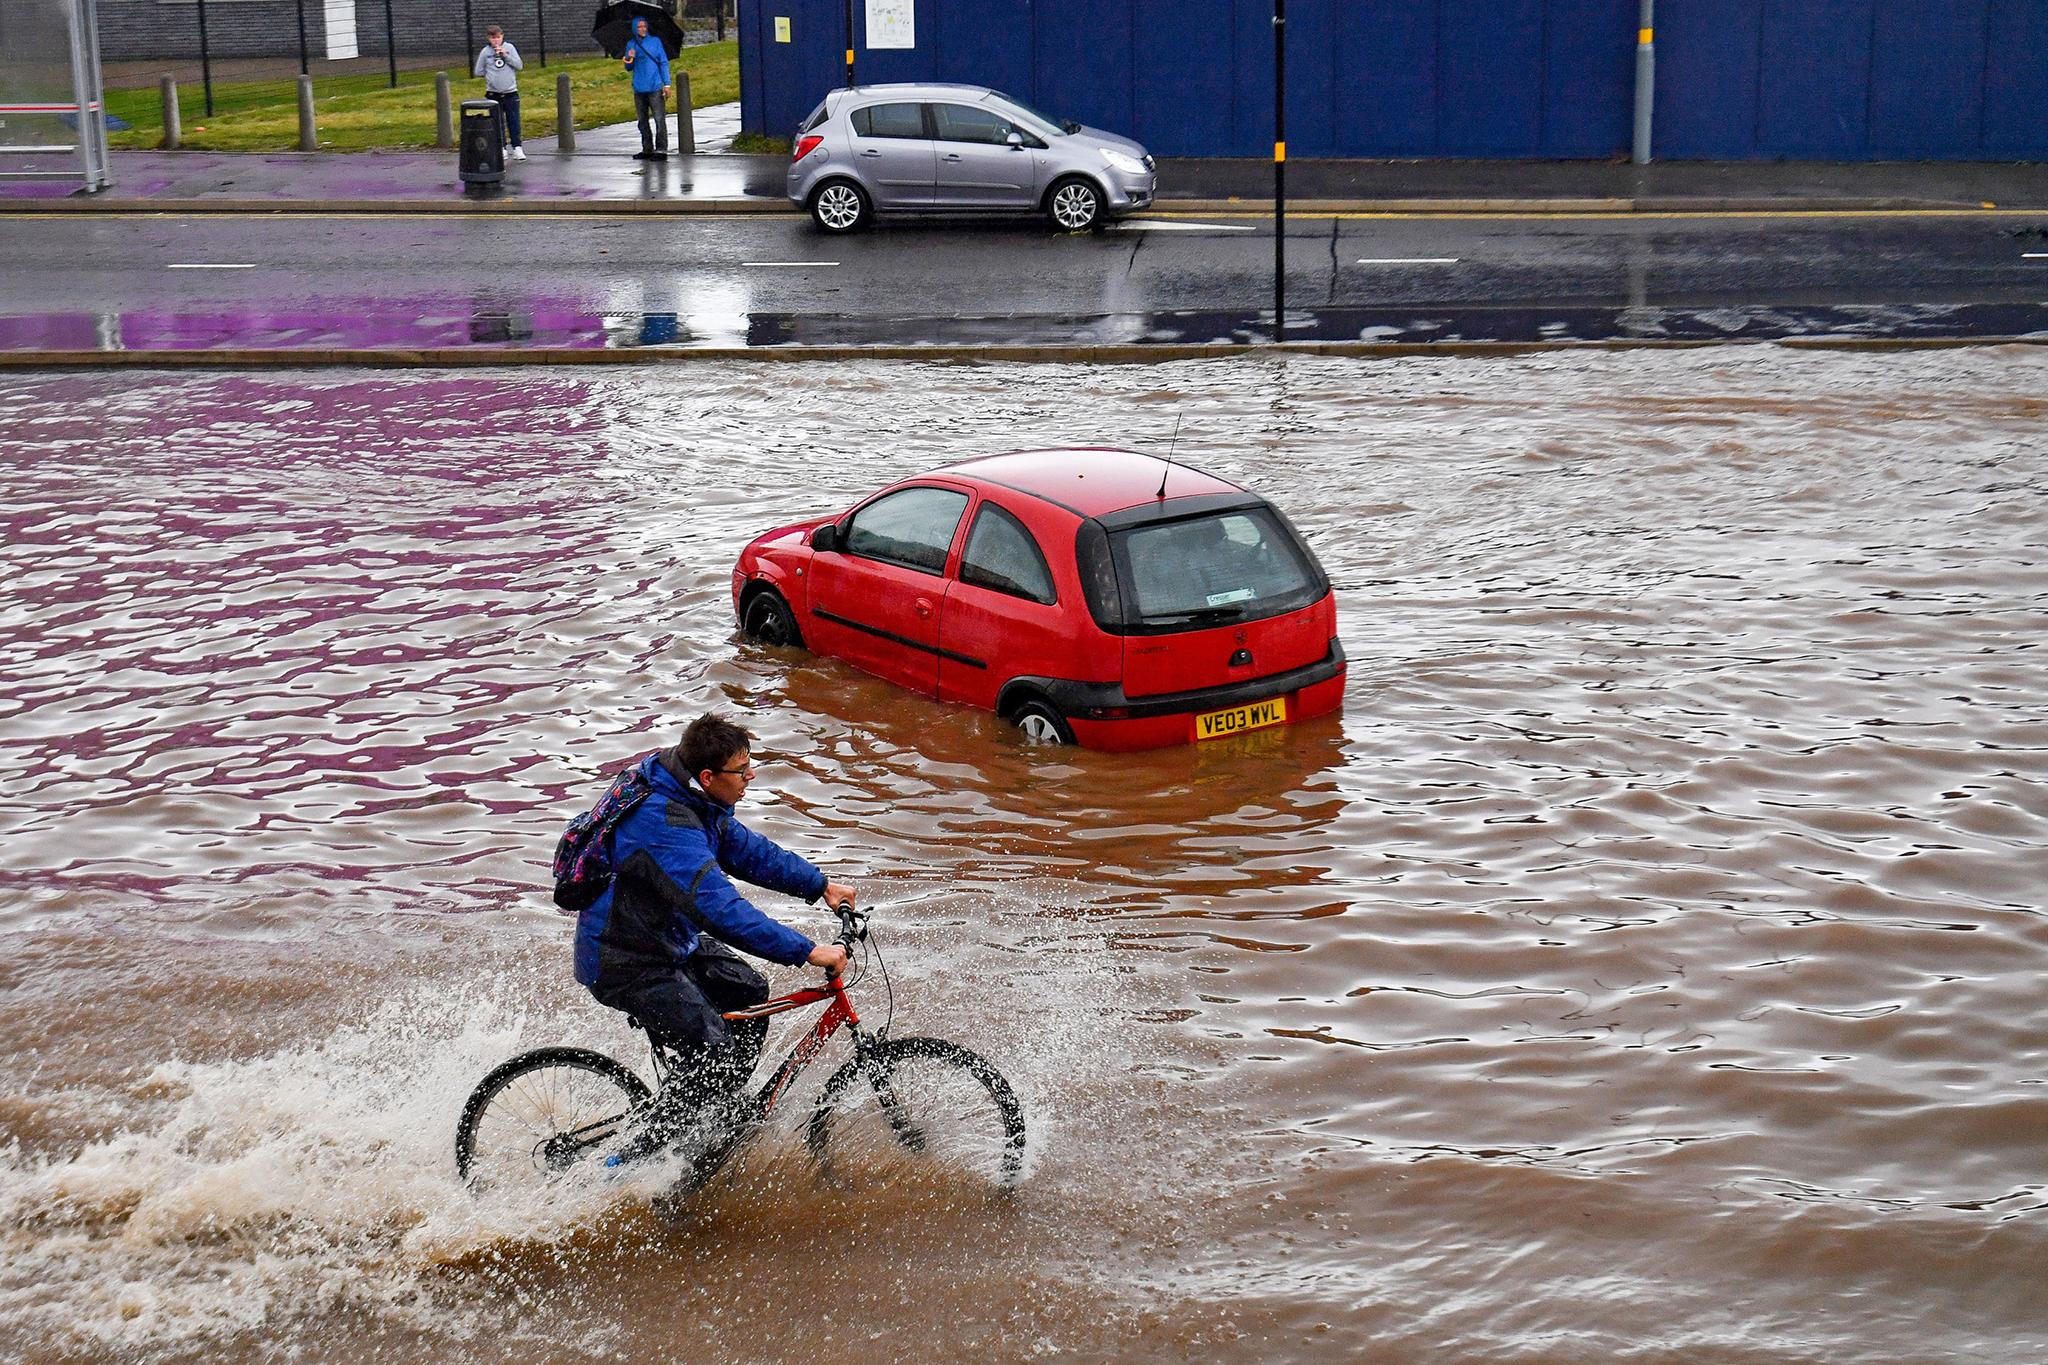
[831,901,870,946]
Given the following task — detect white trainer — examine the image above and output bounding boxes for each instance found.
[511,146,527,160]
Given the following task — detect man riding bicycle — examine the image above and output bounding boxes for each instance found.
[574,712,854,1162]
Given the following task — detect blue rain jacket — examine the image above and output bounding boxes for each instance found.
[625,32,670,95]
[574,750,821,991]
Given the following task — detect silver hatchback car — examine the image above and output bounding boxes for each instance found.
[787,83,1157,234]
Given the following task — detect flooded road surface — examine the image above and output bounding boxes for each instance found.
[1,351,2044,1362]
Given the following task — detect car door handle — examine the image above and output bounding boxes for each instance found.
[914,597,934,618]
[859,149,881,158]
[942,153,963,162]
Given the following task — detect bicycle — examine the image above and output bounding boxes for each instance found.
[453,902,1027,1201]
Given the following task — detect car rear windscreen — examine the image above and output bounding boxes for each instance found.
[1111,507,1321,628]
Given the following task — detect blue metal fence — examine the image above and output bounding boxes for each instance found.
[740,0,2048,160]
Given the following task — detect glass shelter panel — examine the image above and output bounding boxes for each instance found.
[0,0,109,191]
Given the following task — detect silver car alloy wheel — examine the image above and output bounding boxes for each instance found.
[1051,182,1098,230]
[816,183,864,230]
[1017,710,1064,743]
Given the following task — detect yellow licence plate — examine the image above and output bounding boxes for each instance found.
[1195,696,1288,741]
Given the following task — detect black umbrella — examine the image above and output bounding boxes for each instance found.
[592,0,685,59]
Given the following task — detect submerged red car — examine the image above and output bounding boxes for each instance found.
[731,448,1345,751]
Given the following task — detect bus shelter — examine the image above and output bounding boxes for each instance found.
[0,0,110,192]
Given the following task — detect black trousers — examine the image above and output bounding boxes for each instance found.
[634,89,669,153]
[595,939,768,1147]
[492,89,522,147]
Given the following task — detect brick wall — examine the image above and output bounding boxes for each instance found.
[96,0,732,64]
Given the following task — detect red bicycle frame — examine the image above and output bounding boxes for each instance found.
[721,971,863,1118]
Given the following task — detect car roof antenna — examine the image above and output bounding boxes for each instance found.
[1156,414,1182,499]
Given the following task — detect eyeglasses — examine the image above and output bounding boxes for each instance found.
[712,761,756,777]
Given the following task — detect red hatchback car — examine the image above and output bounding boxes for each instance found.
[731,448,1346,751]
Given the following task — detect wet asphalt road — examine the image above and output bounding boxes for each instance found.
[5,209,2048,348]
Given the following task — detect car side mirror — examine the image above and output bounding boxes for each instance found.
[811,522,841,553]
[1005,131,1025,149]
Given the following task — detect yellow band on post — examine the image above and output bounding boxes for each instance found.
[846,49,855,64]
[1639,27,1653,43]
[1274,141,1286,163]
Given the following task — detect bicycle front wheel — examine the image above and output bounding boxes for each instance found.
[455,1046,651,1192]
[805,1036,1027,1193]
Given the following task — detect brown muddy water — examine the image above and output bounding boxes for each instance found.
[1,350,2044,1364]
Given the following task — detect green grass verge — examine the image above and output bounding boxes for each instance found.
[729,131,790,156]
[105,43,738,152]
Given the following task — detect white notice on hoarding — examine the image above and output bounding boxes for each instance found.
[865,0,914,49]
[324,0,359,61]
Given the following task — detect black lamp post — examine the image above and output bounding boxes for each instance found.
[1273,0,1287,342]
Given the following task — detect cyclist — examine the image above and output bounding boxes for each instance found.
[573,712,854,1161]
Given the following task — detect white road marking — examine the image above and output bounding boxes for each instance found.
[1356,257,1461,264]
[2025,252,2048,259]
[1114,221,1258,232]
[743,260,841,267]
[167,262,256,269]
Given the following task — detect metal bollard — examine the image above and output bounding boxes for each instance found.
[159,75,181,149]
[297,75,317,151]
[435,72,454,149]
[675,72,693,154]
[556,72,575,153]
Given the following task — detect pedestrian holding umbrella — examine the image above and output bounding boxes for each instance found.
[595,2,684,160]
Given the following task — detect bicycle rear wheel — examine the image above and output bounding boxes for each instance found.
[455,1047,651,1192]
[805,1036,1027,1193]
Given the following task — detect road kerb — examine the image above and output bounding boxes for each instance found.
[4,336,2045,371]
[10,195,2040,217]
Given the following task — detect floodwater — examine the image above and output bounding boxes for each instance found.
[1,350,2043,1363]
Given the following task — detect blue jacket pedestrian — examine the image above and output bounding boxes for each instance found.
[624,21,670,94]
[623,17,674,157]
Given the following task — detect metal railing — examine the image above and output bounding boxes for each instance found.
[0,0,110,190]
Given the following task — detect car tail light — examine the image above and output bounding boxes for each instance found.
[793,135,824,162]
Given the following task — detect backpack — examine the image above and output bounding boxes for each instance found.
[550,758,654,914]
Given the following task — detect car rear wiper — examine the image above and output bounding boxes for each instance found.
[1143,606,1246,626]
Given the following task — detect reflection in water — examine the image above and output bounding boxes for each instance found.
[8,301,2048,354]
[1,351,2045,1362]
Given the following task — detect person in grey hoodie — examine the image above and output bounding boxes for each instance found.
[474,24,526,160]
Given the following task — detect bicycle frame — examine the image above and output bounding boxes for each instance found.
[719,970,869,1122]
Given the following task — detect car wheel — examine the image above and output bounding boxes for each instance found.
[810,179,871,234]
[1046,176,1103,232]
[1012,698,1074,745]
[742,589,803,648]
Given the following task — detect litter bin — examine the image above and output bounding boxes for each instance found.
[460,99,506,187]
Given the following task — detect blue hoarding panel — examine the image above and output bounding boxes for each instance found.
[740,0,2039,161]
[749,0,846,138]
[1542,0,1633,156]
[1438,0,1544,155]
[1283,0,1341,156]
[1984,0,2048,157]
[1870,0,1986,158]
[1758,0,1874,158]
[1337,0,1437,156]
[1654,0,1761,158]
[1233,0,1274,155]
[1134,0,1236,154]
[932,0,1033,94]
[1033,0,1134,138]
[851,0,929,87]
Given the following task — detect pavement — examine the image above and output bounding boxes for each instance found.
[5,101,2044,215]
